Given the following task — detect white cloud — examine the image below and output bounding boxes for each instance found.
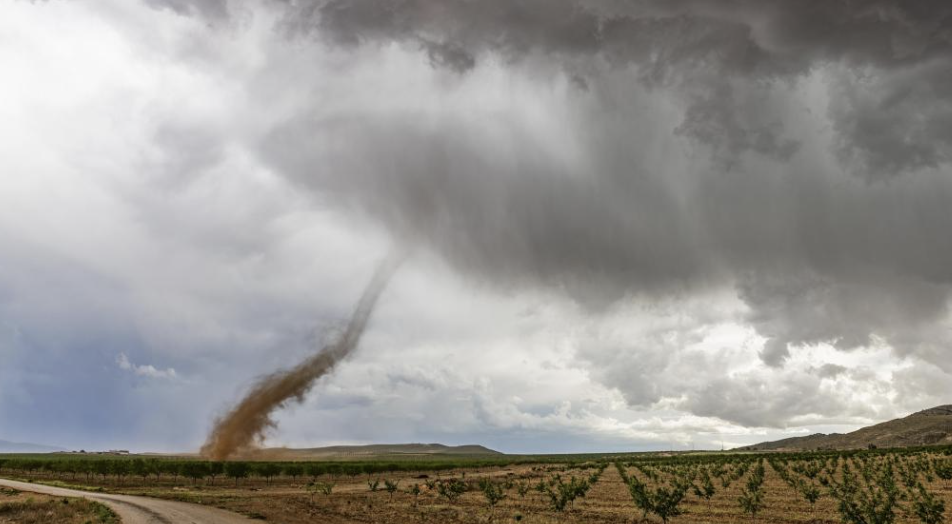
[116,353,178,380]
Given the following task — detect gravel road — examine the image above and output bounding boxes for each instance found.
[0,477,254,524]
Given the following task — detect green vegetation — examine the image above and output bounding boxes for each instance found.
[306,480,334,505]
[478,477,506,516]
[384,478,399,501]
[0,493,118,524]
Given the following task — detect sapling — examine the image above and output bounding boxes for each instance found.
[406,483,422,507]
[479,478,507,518]
[515,480,530,498]
[692,470,717,511]
[437,479,467,502]
[652,483,688,524]
[738,486,765,522]
[910,484,945,524]
[626,476,651,521]
[934,461,952,487]
[738,466,766,523]
[384,479,399,502]
[797,479,821,519]
[307,481,334,506]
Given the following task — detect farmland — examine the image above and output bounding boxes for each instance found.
[2,447,952,523]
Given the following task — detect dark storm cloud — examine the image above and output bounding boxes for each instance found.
[261,115,708,303]
[143,0,230,21]
[241,0,952,371]
[145,0,952,174]
[292,0,952,176]
[259,102,952,370]
[141,0,952,410]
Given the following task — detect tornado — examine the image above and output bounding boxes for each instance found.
[201,251,404,460]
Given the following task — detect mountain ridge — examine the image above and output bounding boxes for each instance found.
[739,405,952,451]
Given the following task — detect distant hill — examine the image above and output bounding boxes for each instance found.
[740,405,952,451]
[0,439,65,453]
[246,443,502,460]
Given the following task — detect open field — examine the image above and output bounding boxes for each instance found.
[0,485,117,524]
[2,447,952,523]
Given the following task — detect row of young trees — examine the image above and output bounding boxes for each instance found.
[774,454,952,524]
[0,453,624,485]
[315,462,607,520]
[616,458,754,523]
[0,457,485,486]
[615,450,952,524]
[0,455,611,519]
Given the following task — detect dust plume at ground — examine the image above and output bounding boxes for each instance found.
[200,251,404,460]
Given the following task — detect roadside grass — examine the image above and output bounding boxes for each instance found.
[0,477,106,493]
[0,491,118,524]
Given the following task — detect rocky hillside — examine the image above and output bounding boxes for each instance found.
[740,405,952,451]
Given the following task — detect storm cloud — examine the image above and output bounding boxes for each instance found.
[2,0,952,451]
[225,0,952,371]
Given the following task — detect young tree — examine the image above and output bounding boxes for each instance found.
[225,462,250,487]
[307,481,334,506]
[304,463,325,482]
[478,479,507,519]
[437,479,467,502]
[797,478,821,519]
[76,460,93,483]
[94,460,111,482]
[626,476,652,521]
[283,464,304,483]
[738,463,766,523]
[933,460,952,488]
[130,459,150,484]
[738,485,765,522]
[515,480,530,499]
[255,463,282,486]
[110,460,131,485]
[652,483,688,524]
[692,469,717,511]
[384,479,400,502]
[181,462,209,485]
[910,484,945,524]
[207,462,224,486]
[406,483,422,507]
[831,461,899,524]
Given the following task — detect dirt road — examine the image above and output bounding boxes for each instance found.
[0,478,253,524]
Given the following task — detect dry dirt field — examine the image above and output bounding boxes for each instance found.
[3,451,952,524]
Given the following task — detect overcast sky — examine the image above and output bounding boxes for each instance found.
[2,0,952,454]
